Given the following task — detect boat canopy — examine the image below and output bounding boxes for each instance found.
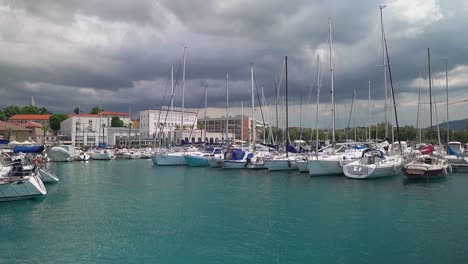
[13,145,45,154]
[447,145,460,157]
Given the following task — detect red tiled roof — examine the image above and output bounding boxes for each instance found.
[0,121,31,131]
[9,114,51,120]
[100,111,129,116]
[68,114,99,118]
[23,122,43,128]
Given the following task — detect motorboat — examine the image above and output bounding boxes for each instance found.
[91,149,115,160]
[75,150,90,161]
[343,148,403,179]
[123,150,141,159]
[222,149,253,169]
[402,154,449,179]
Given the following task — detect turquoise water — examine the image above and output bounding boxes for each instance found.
[1,160,468,263]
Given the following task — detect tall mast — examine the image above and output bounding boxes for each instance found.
[299,88,303,143]
[285,55,289,157]
[380,5,388,139]
[368,80,371,141]
[329,17,336,149]
[204,86,207,145]
[241,101,244,148]
[428,48,433,141]
[170,66,174,146]
[275,80,279,142]
[182,47,186,132]
[416,72,422,143]
[315,54,321,152]
[250,63,256,149]
[445,58,449,144]
[226,73,229,142]
[262,86,266,144]
[353,89,357,142]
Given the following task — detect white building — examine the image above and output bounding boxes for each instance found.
[60,113,139,147]
[139,108,198,140]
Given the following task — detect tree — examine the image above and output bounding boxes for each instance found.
[38,107,51,114]
[111,116,124,127]
[2,105,21,120]
[74,107,80,114]
[21,105,39,114]
[49,114,69,134]
[89,107,103,114]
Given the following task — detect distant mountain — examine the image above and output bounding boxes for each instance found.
[426,118,468,131]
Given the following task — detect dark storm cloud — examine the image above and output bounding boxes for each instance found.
[0,0,466,126]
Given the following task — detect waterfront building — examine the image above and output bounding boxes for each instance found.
[0,121,31,142]
[9,114,52,126]
[139,108,198,140]
[199,115,267,142]
[60,113,139,147]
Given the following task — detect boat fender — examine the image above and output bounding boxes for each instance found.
[288,160,291,168]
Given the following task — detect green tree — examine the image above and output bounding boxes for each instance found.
[21,105,39,114]
[2,105,21,120]
[74,107,80,114]
[111,116,124,127]
[89,107,103,114]
[49,114,69,134]
[38,107,51,114]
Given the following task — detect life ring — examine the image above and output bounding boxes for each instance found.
[32,157,43,167]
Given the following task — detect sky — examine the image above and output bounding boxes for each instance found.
[0,0,467,129]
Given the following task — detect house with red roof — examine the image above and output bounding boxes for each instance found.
[9,114,52,126]
[0,121,31,142]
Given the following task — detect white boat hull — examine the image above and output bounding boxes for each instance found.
[343,163,402,179]
[222,160,247,169]
[296,160,309,172]
[0,174,47,202]
[307,159,343,176]
[208,158,223,168]
[265,159,298,171]
[91,152,115,160]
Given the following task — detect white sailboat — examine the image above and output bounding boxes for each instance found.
[344,6,403,179]
[0,159,47,201]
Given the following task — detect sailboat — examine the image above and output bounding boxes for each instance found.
[265,56,298,171]
[343,5,403,179]
[402,48,450,179]
[307,18,362,176]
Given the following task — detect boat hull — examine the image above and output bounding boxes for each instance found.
[296,160,309,173]
[307,159,343,176]
[222,160,247,169]
[402,167,447,179]
[91,153,114,160]
[186,155,210,167]
[265,159,298,171]
[343,164,401,179]
[208,158,223,168]
[155,154,187,166]
[0,174,47,202]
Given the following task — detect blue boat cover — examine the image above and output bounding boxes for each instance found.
[13,145,45,154]
[232,150,245,160]
[354,144,367,149]
[286,144,300,153]
[0,139,9,145]
[98,142,107,148]
[447,145,460,157]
